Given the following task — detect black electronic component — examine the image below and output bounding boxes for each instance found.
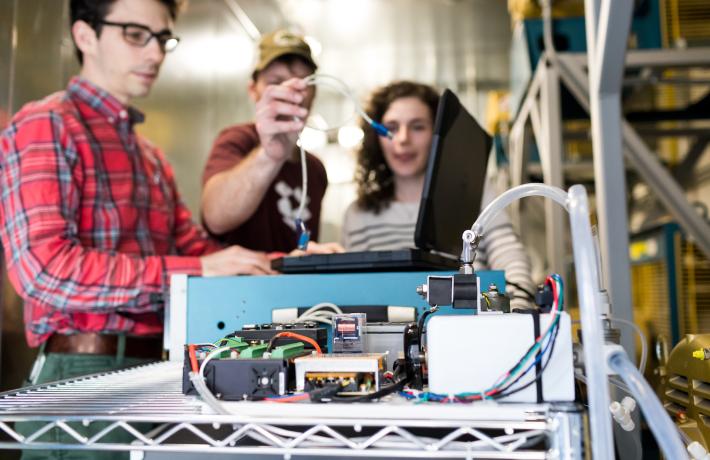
[418,274,478,309]
[227,323,328,352]
[453,274,478,309]
[183,337,315,400]
[183,354,290,400]
[182,341,313,400]
[534,284,554,312]
[403,322,425,390]
[332,314,366,353]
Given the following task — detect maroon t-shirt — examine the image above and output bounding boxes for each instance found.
[202,123,327,253]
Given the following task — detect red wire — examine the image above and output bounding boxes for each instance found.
[188,344,199,373]
[272,332,323,354]
[264,393,309,403]
[546,276,558,310]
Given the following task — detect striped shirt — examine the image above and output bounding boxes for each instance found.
[0,77,221,347]
[342,201,418,251]
[341,180,535,308]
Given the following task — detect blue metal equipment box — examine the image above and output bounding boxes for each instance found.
[166,271,505,360]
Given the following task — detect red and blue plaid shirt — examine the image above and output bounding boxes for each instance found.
[0,77,222,347]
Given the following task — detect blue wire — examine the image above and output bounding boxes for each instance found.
[502,317,559,390]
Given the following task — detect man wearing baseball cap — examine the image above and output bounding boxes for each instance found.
[201,29,342,255]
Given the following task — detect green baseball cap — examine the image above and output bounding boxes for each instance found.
[254,29,317,73]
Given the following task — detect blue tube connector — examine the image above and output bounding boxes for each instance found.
[295,218,310,251]
[370,121,393,139]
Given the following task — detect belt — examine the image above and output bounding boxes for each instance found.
[45,333,163,360]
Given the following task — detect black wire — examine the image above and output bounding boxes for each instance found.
[417,307,438,353]
[481,313,558,390]
[506,280,535,299]
[330,376,411,403]
[498,319,560,396]
[265,335,280,352]
[308,383,342,403]
[493,319,560,399]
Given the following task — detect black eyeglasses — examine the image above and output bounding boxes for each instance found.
[96,20,180,52]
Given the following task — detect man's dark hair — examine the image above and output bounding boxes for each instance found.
[70,0,181,64]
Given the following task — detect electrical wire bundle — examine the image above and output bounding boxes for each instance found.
[412,274,565,403]
[264,376,411,404]
[291,302,343,326]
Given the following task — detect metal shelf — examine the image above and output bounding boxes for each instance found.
[0,361,583,458]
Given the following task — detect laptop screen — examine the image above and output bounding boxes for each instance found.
[414,89,492,257]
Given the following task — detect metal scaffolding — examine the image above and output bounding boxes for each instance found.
[510,45,710,338]
[0,361,585,458]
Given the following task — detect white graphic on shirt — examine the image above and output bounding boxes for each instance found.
[275,181,310,231]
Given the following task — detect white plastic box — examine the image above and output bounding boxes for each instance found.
[426,312,575,402]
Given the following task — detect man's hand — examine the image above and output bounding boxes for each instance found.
[288,241,345,257]
[255,78,310,163]
[200,245,276,276]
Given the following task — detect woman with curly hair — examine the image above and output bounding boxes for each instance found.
[341,81,535,308]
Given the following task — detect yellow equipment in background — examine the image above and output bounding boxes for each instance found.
[507,0,584,22]
[659,333,710,450]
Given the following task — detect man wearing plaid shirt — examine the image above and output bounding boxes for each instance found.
[0,1,274,456]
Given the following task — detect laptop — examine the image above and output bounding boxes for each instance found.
[272,89,492,273]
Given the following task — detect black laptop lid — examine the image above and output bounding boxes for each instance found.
[414,89,492,257]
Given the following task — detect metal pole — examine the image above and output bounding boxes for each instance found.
[585,0,636,356]
[548,403,585,460]
[584,2,635,459]
[538,59,566,276]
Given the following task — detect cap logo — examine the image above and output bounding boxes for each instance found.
[273,30,303,47]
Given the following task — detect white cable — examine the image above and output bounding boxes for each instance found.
[294,74,385,224]
[300,301,343,317]
[303,74,369,126]
[189,372,230,415]
[295,302,343,325]
[293,315,333,326]
[609,316,648,374]
[296,142,309,219]
[299,311,337,319]
[198,346,232,380]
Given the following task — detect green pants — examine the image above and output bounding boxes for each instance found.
[17,351,156,460]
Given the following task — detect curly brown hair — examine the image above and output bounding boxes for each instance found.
[354,81,440,213]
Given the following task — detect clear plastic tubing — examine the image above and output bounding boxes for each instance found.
[471,183,569,235]
[471,183,615,459]
[609,351,688,459]
[567,185,615,459]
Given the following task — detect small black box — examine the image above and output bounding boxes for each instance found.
[182,352,290,400]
